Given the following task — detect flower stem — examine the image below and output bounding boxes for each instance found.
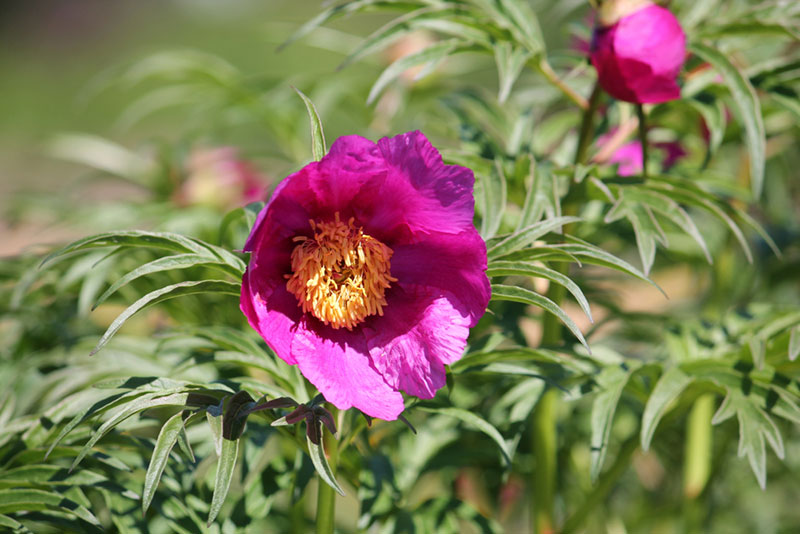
[537,59,589,110]
[315,407,339,534]
[575,83,603,166]
[531,82,601,534]
[561,436,638,533]
[290,451,308,533]
[636,104,649,179]
[532,389,558,534]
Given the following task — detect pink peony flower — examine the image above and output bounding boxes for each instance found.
[176,147,268,210]
[240,131,491,420]
[597,132,686,176]
[590,2,686,104]
[608,140,645,176]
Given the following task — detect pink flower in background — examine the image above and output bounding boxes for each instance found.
[656,140,687,169]
[597,132,686,176]
[240,131,490,420]
[590,2,686,104]
[606,139,645,176]
[176,147,268,209]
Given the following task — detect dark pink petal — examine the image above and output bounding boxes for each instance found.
[591,5,686,104]
[243,176,310,252]
[655,141,687,170]
[291,325,405,420]
[389,230,490,326]
[365,284,471,399]
[350,131,476,243]
[240,130,489,420]
[240,270,301,364]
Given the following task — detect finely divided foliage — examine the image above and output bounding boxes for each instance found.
[1,0,799,533]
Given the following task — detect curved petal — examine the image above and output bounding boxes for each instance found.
[244,135,386,252]
[291,325,405,420]
[389,230,490,326]
[364,284,471,399]
[352,131,476,242]
[240,269,301,365]
[591,5,685,104]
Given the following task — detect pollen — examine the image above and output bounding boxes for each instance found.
[286,213,397,330]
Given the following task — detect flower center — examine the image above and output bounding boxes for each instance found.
[286,213,396,330]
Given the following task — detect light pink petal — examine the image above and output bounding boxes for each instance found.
[607,140,644,176]
[364,284,471,399]
[291,326,405,420]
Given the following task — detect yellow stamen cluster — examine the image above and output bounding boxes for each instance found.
[286,213,396,330]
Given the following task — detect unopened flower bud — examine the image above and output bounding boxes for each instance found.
[590,1,686,103]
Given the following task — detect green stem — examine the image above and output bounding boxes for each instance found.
[532,389,558,534]
[531,81,602,534]
[315,407,339,534]
[574,83,603,166]
[636,104,649,179]
[561,436,638,533]
[537,59,589,110]
[290,451,308,534]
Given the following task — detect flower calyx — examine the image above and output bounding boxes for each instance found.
[270,395,337,445]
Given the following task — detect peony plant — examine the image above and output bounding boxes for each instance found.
[2,1,799,534]
[241,131,490,420]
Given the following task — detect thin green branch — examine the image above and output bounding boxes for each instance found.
[537,59,590,110]
[561,436,638,533]
[531,82,601,534]
[636,104,649,179]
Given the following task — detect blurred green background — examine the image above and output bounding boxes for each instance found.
[2,1,799,533]
[0,0,384,254]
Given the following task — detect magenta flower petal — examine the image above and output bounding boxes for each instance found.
[590,4,686,104]
[240,131,490,420]
[291,326,405,420]
[365,285,471,399]
[608,141,644,177]
[240,270,301,364]
[389,230,490,325]
[350,131,478,242]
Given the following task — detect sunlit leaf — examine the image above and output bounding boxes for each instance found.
[292,87,327,161]
[208,437,240,526]
[478,159,508,239]
[491,284,588,350]
[91,280,240,356]
[367,39,476,104]
[93,254,240,309]
[71,392,191,471]
[142,411,185,513]
[279,0,425,52]
[488,216,581,259]
[690,42,766,198]
[712,389,785,489]
[307,435,346,496]
[41,231,208,268]
[418,406,512,466]
[590,366,631,482]
[641,367,693,451]
[790,326,800,362]
[486,260,592,322]
[494,42,531,103]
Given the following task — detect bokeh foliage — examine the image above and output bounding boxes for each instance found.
[1,0,800,532]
